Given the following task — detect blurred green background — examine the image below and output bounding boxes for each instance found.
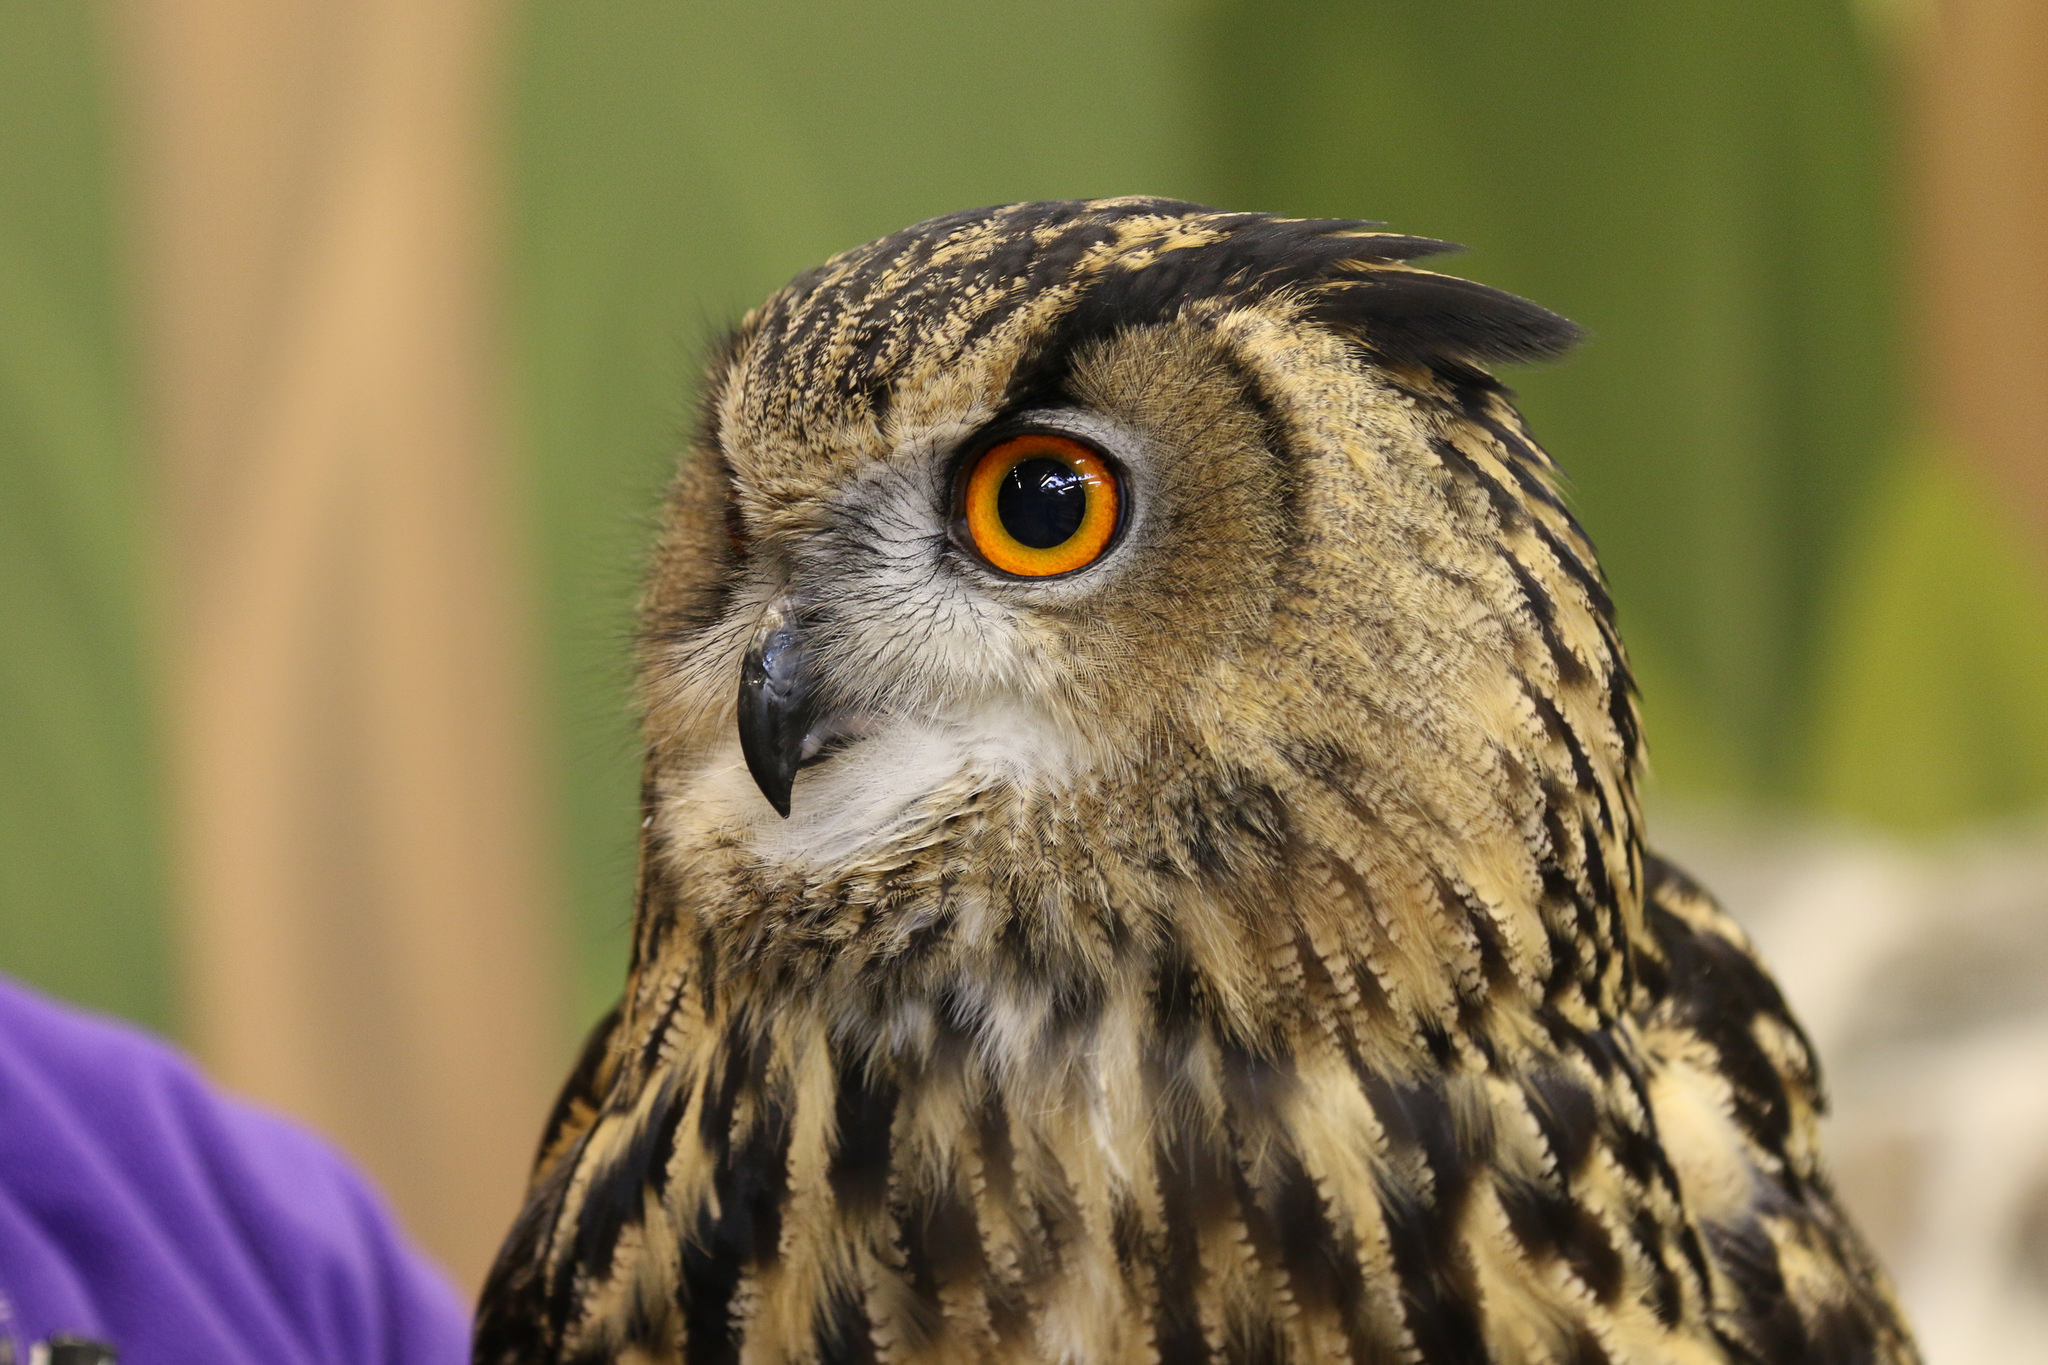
[6,0,2048,1038]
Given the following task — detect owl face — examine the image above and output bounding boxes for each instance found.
[636,200,1589,883]
[650,328,1291,868]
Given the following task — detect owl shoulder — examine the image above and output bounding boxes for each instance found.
[1634,854,1919,1364]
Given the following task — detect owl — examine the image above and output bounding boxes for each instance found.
[475,199,1918,1364]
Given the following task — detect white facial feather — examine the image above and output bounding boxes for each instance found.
[683,698,1087,872]
[666,421,1140,872]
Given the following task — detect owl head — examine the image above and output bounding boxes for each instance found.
[637,199,1639,1021]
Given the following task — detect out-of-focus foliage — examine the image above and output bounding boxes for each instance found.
[0,7,169,1029]
[1811,450,2048,829]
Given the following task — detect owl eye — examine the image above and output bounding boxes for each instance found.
[956,432,1122,578]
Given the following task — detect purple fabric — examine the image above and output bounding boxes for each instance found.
[0,977,472,1365]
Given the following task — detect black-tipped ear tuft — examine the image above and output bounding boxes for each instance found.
[1308,229,1467,265]
[1311,269,1583,368]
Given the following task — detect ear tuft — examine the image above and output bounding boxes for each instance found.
[1310,269,1583,368]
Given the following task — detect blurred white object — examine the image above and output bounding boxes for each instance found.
[1663,814,2048,1365]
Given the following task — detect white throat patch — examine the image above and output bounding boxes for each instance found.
[681,699,1090,874]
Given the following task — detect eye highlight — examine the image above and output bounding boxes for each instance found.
[956,432,1122,578]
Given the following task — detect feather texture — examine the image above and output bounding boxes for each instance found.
[476,200,1916,1364]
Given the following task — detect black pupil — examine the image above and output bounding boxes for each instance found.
[996,456,1089,549]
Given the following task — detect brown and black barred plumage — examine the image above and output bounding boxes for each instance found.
[475,200,1918,1364]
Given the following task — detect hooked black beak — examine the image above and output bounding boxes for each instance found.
[737,598,819,818]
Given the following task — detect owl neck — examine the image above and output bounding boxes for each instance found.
[628,732,1645,1081]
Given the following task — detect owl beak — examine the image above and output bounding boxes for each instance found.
[737,596,819,818]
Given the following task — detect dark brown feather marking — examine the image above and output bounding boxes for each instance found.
[828,1047,898,1217]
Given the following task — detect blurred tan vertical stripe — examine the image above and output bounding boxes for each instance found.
[1919,0,2048,538]
[117,0,563,1290]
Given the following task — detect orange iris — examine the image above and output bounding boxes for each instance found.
[959,433,1121,577]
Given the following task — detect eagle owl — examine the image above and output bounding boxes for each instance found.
[476,200,1918,1364]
